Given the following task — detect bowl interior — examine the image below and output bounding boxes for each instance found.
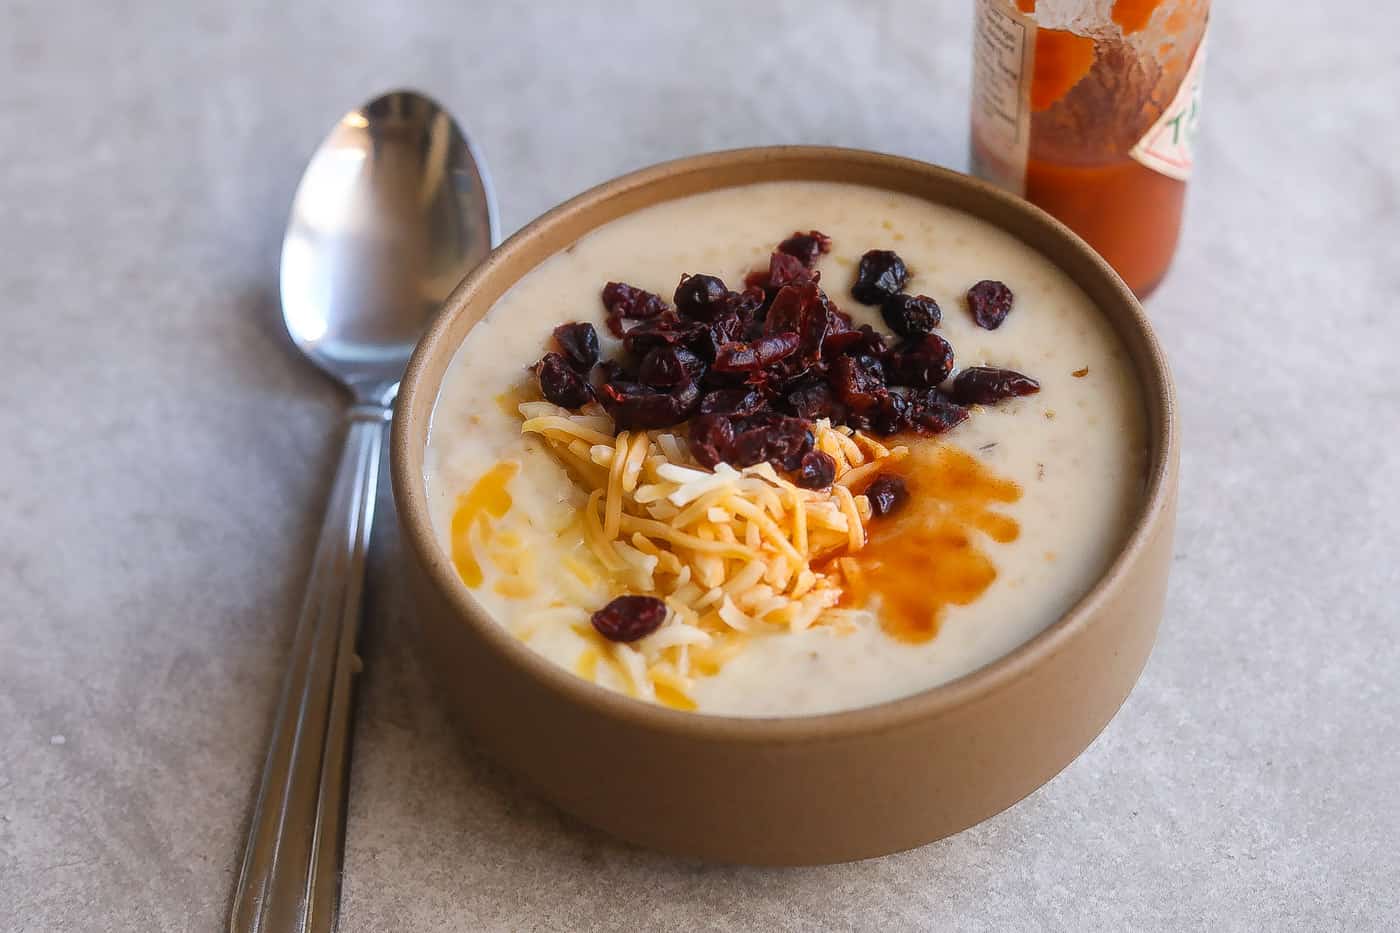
[389,146,1176,740]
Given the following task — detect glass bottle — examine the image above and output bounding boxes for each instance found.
[970,0,1209,297]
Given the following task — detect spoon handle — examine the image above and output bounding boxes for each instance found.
[230,403,390,933]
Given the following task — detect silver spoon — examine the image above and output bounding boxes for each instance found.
[230,90,497,933]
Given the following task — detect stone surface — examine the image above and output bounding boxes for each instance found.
[2,1,1397,930]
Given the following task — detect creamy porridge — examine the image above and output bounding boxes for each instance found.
[424,181,1146,717]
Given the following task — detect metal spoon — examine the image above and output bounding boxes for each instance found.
[230,90,497,933]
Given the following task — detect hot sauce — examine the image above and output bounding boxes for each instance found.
[971,0,1209,297]
[449,459,518,588]
[833,443,1022,643]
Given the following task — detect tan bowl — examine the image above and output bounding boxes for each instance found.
[389,146,1179,865]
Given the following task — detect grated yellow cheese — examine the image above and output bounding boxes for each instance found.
[520,416,616,447]
[833,484,865,553]
[837,445,910,489]
[514,403,902,709]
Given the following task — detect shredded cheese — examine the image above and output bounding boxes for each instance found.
[512,403,900,708]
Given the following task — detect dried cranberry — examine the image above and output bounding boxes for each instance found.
[537,352,592,408]
[740,311,768,343]
[713,332,800,372]
[966,280,1014,330]
[908,390,969,435]
[857,325,892,357]
[823,324,890,362]
[673,274,730,321]
[755,286,821,361]
[688,413,736,468]
[728,429,768,468]
[602,282,667,320]
[621,313,705,355]
[689,309,744,363]
[601,282,667,336]
[786,382,839,421]
[552,321,600,372]
[872,391,912,436]
[767,419,816,470]
[639,346,704,388]
[749,251,816,293]
[764,283,810,333]
[951,367,1041,405]
[880,293,942,338]
[762,302,797,339]
[728,286,767,323]
[777,230,832,267]
[793,450,836,489]
[891,334,955,388]
[595,359,626,384]
[822,329,865,357]
[799,296,833,363]
[736,368,784,400]
[730,413,813,470]
[828,303,854,333]
[851,250,908,305]
[600,379,701,430]
[600,378,649,398]
[591,595,667,642]
[771,252,816,289]
[865,474,909,517]
[830,354,888,412]
[699,388,766,416]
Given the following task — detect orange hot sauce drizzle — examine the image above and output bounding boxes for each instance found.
[450,460,519,587]
[835,444,1021,644]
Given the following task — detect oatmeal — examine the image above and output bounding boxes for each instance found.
[424,181,1146,717]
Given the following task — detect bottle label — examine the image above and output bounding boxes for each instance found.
[971,1,1208,189]
[1129,37,1207,181]
[970,0,1036,196]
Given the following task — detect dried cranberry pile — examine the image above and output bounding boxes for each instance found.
[533,232,1038,492]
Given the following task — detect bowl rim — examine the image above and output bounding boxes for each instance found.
[390,144,1177,742]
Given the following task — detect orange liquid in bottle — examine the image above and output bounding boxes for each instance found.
[1026,16,1189,297]
[973,0,1206,299]
[1023,150,1186,298]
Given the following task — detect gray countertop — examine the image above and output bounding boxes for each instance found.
[3,1,1397,930]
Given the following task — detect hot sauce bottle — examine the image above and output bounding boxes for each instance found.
[971,0,1208,297]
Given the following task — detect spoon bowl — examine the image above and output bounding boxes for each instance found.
[280,90,497,400]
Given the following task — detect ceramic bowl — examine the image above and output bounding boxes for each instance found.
[389,146,1179,865]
